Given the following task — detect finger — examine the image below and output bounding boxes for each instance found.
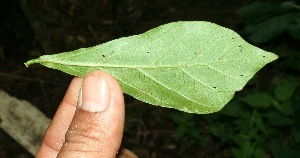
[57,71,125,158]
[36,77,82,158]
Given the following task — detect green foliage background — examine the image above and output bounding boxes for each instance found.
[125,1,300,157]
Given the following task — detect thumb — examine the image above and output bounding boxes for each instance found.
[57,71,125,158]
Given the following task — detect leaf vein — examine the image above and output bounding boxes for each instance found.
[180,67,217,92]
[137,68,204,106]
[207,65,239,79]
[186,33,223,65]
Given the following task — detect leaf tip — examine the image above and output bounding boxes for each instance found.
[271,53,279,62]
[24,58,41,67]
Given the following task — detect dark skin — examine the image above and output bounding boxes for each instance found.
[37,71,136,158]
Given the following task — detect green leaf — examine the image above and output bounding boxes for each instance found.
[24,21,278,114]
[274,76,299,101]
[240,92,274,108]
[237,1,300,43]
[287,17,300,40]
[243,13,300,43]
[263,110,293,127]
[237,1,283,24]
[218,101,250,118]
[231,136,254,158]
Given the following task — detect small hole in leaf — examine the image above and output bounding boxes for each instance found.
[213,86,216,89]
[263,55,265,57]
[102,55,105,57]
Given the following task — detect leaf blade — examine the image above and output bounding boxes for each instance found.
[25,21,278,114]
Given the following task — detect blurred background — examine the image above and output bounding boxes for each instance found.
[0,0,299,157]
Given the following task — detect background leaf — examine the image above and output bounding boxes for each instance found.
[274,76,299,101]
[25,21,278,114]
[237,1,300,43]
[240,92,274,108]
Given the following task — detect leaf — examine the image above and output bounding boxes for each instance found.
[219,101,250,118]
[274,76,299,101]
[237,1,300,43]
[237,1,283,24]
[240,92,274,108]
[263,110,293,127]
[25,21,278,114]
[243,12,300,43]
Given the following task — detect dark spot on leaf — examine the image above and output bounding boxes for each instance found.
[263,55,265,57]
[231,37,234,39]
[194,52,197,54]
[240,74,244,77]
[102,55,105,57]
[213,87,217,89]
[238,45,241,47]
[147,51,149,54]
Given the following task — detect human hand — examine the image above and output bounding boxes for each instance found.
[36,71,137,158]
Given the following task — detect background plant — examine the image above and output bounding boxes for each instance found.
[237,0,300,43]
